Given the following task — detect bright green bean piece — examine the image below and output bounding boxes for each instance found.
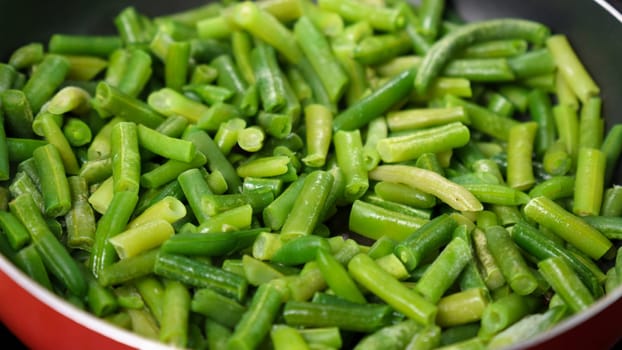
[546,34,599,103]
[523,196,612,260]
[348,253,437,326]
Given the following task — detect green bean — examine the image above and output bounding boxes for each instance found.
[394,214,456,271]
[14,244,52,291]
[415,19,550,93]
[109,219,174,259]
[237,126,265,152]
[64,176,96,251]
[318,0,404,32]
[1,89,34,138]
[436,288,489,328]
[355,319,421,350]
[348,253,437,325]
[9,193,86,296]
[370,165,483,212]
[573,147,606,216]
[280,171,333,240]
[89,190,139,279]
[546,34,599,103]
[22,54,70,112]
[183,127,242,193]
[140,150,207,189]
[228,282,284,349]
[7,43,44,69]
[417,0,445,39]
[230,2,302,64]
[445,95,518,141]
[295,16,348,103]
[524,196,612,260]
[506,121,538,190]
[137,124,195,163]
[38,112,81,175]
[602,185,622,217]
[539,256,594,313]
[353,31,412,66]
[511,220,602,297]
[159,280,191,348]
[98,249,159,288]
[95,82,165,128]
[116,48,153,98]
[300,104,332,168]
[414,237,472,303]
[0,211,30,250]
[485,225,538,295]
[387,106,468,132]
[164,41,190,91]
[579,96,604,149]
[601,125,622,186]
[9,171,44,212]
[283,300,392,333]
[334,130,368,202]
[154,253,247,302]
[333,67,416,131]
[442,58,515,82]
[528,175,575,200]
[374,181,436,209]
[377,122,470,163]
[33,144,72,217]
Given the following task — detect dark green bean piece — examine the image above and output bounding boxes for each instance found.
[0,64,17,94]
[184,126,242,193]
[414,237,472,303]
[154,253,247,301]
[284,300,392,332]
[333,67,416,131]
[94,82,165,129]
[191,288,246,328]
[22,54,70,112]
[295,16,348,103]
[9,193,86,296]
[0,211,30,250]
[1,89,34,138]
[414,19,550,93]
[527,89,556,157]
[280,171,333,240]
[90,190,139,279]
[65,176,96,251]
[511,220,603,297]
[0,111,8,181]
[601,125,622,186]
[15,244,53,291]
[227,282,284,349]
[49,34,122,58]
[251,41,287,113]
[539,256,594,313]
[162,227,264,257]
[98,249,158,287]
[33,144,72,217]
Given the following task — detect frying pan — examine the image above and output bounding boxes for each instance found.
[0,0,621,349]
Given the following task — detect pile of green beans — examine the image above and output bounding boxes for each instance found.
[1,0,622,349]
